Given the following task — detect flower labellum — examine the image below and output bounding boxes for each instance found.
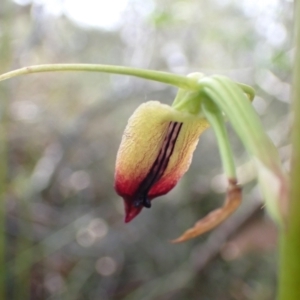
[114,101,209,223]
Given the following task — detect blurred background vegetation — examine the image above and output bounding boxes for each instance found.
[0,0,293,299]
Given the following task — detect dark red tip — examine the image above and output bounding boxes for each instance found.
[123,198,143,222]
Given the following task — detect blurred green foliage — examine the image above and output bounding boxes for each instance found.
[0,0,293,299]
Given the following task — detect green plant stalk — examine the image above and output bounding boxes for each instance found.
[0,1,13,297]
[0,64,199,90]
[201,98,237,180]
[201,76,288,223]
[202,76,281,169]
[0,64,256,100]
[171,73,255,117]
[277,0,300,299]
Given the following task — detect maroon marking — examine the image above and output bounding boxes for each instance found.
[134,121,183,208]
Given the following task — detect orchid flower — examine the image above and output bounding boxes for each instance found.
[113,72,288,243]
[114,100,210,223]
[115,73,288,242]
[0,64,289,243]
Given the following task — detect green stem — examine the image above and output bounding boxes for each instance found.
[202,98,237,179]
[0,64,199,90]
[201,76,288,224]
[0,65,257,100]
[0,1,12,297]
[201,76,281,170]
[277,0,300,299]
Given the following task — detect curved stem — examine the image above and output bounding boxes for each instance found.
[201,75,288,225]
[202,98,237,179]
[0,64,199,90]
[201,76,280,168]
